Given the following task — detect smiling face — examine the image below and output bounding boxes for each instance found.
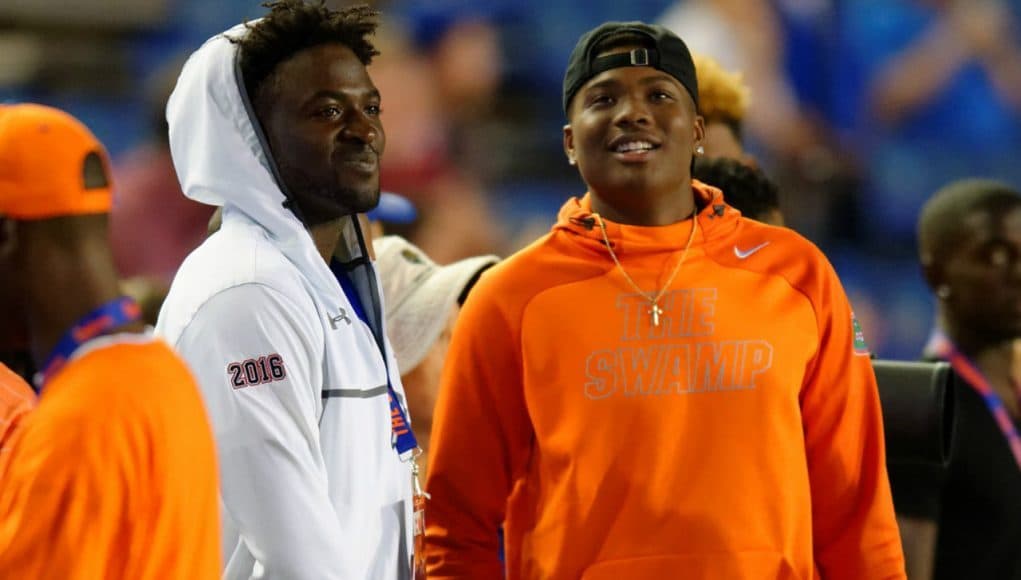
[563,48,704,225]
[255,42,385,226]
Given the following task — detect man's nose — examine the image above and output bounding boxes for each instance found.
[614,94,652,127]
[340,110,378,145]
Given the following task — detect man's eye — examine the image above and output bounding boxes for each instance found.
[366,104,382,116]
[589,95,613,107]
[651,90,673,101]
[319,106,341,119]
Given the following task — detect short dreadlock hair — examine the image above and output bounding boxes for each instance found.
[693,157,779,222]
[693,54,749,139]
[235,1,380,106]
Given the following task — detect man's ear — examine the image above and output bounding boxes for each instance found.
[563,124,576,166]
[693,114,706,150]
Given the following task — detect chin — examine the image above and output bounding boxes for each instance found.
[343,186,381,214]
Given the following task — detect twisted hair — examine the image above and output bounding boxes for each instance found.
[235,1,380,104]
[693,157,779,222]
[693,54,749,138]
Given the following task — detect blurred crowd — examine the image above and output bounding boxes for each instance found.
[1,0,1019,358]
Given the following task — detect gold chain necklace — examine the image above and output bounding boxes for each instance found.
[594,209,699,327]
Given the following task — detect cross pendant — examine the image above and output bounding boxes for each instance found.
[650,303,663,327]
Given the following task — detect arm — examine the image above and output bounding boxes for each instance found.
[868,21,971,126]
[898,515,937,580]
[886,451,947,580]
[174,284,346,580]
[423,281,533,579]
[955,1,1021,111]
[800,265,906,579]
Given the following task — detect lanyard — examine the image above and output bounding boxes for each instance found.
[332,260,419,460]
[930,332,1021,471]
[36,296,141,388]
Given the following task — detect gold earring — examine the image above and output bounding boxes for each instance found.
[695,145,705,156]
[937,285,951,299]
[568,157,577,166]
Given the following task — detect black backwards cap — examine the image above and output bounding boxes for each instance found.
[563,21,699,116]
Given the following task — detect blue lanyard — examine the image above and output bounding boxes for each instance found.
[36,296,141,388]
[332,260,419,460]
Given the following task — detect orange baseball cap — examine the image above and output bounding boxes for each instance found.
[0,103,113,220]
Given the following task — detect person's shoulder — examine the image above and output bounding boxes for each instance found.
[711,218,837,286]
[18,339,209,478]
[739,217,824,256]
[48,336,205,422]
[174,219,302,292]
[57,336,192,392]
[160,222,315,340]
[467,230,593,311]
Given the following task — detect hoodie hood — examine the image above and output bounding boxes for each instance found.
[166,23,366,299]
[554,179,737,257]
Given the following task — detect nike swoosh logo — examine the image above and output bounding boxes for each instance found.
[734,242,770,259]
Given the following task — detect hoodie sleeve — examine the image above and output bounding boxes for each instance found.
[423,277,533,579]
[799,261,906,579]
[174,283,346,580]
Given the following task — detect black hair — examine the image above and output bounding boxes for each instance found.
[692,157,779,222]
[235,1,380,106]
[918,178,1021,263]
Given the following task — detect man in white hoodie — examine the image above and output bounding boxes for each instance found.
[156,2,416,578]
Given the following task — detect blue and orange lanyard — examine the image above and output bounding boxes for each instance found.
[331,262,419,460]
[36,296,141,389]
[930,332,1021,471]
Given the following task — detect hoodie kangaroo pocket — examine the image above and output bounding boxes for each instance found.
[580,551,802,580]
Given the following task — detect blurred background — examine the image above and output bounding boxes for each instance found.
[3,0,1020,359]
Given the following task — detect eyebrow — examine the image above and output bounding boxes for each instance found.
[582,73,680,94]
[305,88,381,103]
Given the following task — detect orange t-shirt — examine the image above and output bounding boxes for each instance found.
[425,183,905,579]
[0,362,35,475]
[0,335,221,579]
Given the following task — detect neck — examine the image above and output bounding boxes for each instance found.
[942,311,1007,359]
[23,240,140,368]
[942,311,1021,414]
[310,218,344,262]
[590,181,696,226]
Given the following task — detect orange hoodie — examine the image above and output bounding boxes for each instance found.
[0,337,221,579]
[424,182,905,580]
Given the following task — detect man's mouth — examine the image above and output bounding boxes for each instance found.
[608,138,661,162]
[336,150,378,174]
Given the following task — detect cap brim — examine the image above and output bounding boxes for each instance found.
[387,254,498,372]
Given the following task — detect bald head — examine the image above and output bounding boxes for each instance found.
[918,179,1021,265]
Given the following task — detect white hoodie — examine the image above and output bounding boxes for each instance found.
[156,25,413,580]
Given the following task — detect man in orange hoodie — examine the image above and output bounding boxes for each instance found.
[0,103,220,578]
[424,22,905,580]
